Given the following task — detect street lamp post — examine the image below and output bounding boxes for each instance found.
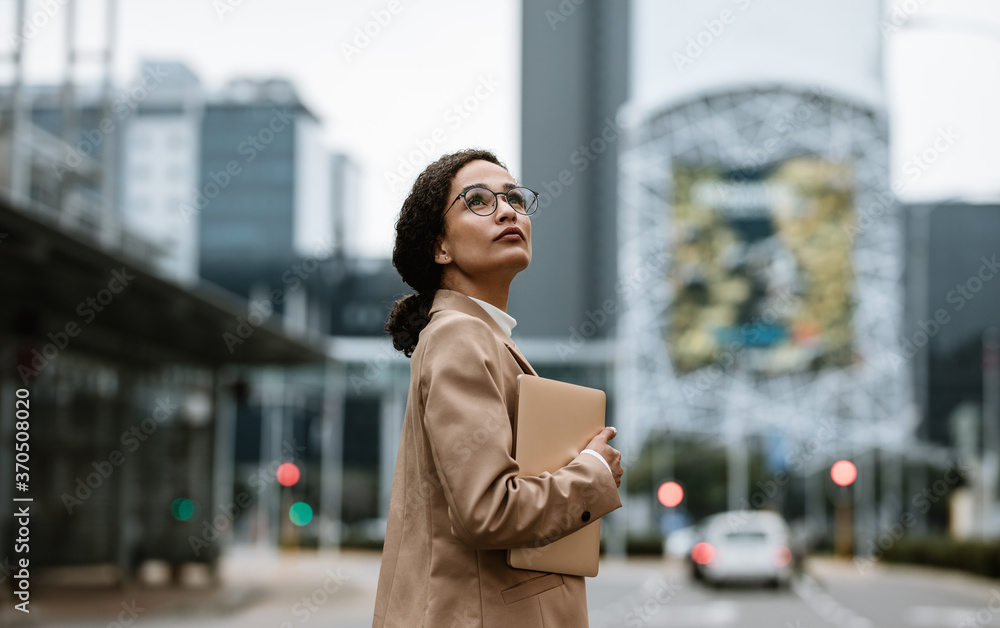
[832,459,858,558]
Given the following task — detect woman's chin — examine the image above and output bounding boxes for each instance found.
[460,252,531,278]
[506,252,531,273]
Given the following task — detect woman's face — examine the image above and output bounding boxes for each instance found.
[435,159,532,283]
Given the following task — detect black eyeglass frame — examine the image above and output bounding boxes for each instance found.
[444,186,539,217]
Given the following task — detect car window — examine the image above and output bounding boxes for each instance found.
[724,531,767,543]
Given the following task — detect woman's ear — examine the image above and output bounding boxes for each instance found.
[433,238,451,265]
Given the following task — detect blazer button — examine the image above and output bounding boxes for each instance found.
[581,511,591,522]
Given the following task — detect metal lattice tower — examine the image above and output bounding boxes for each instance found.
[614,86,921,545]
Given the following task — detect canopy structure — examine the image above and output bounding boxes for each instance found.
[0,195,327,582]
[0,196,327,368]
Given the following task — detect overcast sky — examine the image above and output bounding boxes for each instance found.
[5,0,999,257]
[7,0,520,258]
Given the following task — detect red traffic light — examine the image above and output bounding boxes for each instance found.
[277,462,301,487]
[657,481,684,507]
[831,460,857,487]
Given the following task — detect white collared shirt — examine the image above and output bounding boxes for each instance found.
[466,294,613,478]
[467,296,517,338]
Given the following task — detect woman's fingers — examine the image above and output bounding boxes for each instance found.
[583,426,624,487]
[609,454,624,487]
[586,426,617,449]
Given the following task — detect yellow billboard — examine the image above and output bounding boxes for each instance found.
[668,157,856,374]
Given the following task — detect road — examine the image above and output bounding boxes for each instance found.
[587,557,1000,628]
[5,547,1000,627]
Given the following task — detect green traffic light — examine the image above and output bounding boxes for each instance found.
[289,501,313,526]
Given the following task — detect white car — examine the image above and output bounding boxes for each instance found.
[690,510,793,588]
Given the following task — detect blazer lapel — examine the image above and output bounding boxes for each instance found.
[503,341,538,376]
[428,289,539,376]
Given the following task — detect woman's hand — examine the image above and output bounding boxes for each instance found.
[585,426,624,488]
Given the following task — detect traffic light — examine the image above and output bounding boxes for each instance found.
[830,460,857,487]
[276,462,301,487]
[170,497,199,521]
[289,502,313,526]
[657,481,684,507]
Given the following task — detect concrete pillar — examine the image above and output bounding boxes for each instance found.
[805,461,826,543]
[257,368,284,548]
[853,447,877,559]
[211,366,238,572]
[379,384,405,519]
[726,419,748,511]
[320,360,344,551]
[114,369,137,586]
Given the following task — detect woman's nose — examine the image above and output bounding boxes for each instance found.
[495,196,518,222]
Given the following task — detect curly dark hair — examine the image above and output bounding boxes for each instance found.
[385,148,506,357]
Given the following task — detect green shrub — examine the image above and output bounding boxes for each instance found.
[881,537,1000,578]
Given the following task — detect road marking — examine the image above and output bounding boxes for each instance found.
[907,606,1000,626]
[591,600,739,627]
[791,574,876,628]
[641,601,739,626]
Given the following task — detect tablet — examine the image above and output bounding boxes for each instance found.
[507,374,606,577]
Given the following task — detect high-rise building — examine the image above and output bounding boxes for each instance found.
[197,78,334,335]
[904,203,1000,445]
[121,61,204,283]
[515,0,631,341]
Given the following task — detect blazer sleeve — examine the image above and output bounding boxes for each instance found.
[417,314,622,551]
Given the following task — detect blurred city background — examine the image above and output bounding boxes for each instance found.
[1,0,999,626]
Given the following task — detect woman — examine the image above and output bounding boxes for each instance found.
[374,149,624,627]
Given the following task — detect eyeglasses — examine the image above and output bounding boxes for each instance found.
[446,186,539,217]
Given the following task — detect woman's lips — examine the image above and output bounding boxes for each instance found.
[496,227,524,241]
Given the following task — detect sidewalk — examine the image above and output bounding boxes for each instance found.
[0,546,384,628]
[7,550,997,627]
[805,553,1000,598]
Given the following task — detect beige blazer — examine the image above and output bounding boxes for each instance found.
[373,289,622,628]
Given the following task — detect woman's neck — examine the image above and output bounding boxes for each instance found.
[441,275,511,312]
